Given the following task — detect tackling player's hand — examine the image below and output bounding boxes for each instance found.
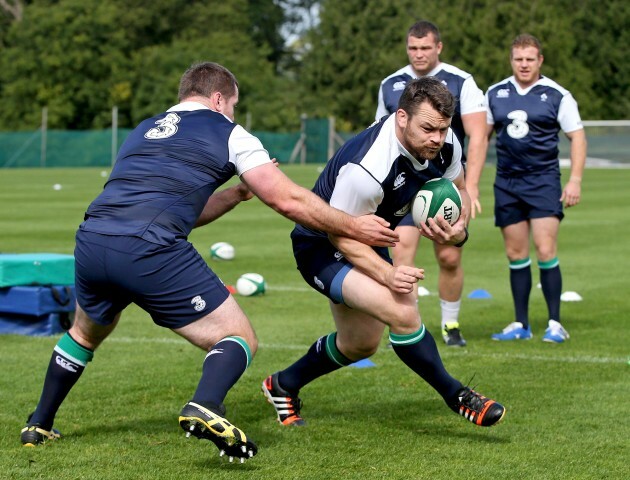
[352,215,399,247]
[385,265,424,294]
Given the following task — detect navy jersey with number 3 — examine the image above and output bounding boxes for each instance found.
[486,76,583,176]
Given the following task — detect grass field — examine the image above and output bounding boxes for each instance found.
[0,165,628,480]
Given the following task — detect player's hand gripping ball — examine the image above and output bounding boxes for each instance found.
[411,178,462,226]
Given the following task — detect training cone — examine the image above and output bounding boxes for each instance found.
[468,289,492,299]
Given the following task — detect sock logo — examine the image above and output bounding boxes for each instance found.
[207,348,224,357]
[55,355,78,372]
[315,336,324,353]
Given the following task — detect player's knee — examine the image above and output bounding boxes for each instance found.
[536,247,557,262]
[343,341,379,360]
[388,303,421,333]
[436,249,460,271]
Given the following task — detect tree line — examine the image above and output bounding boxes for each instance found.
[0,0,627,133]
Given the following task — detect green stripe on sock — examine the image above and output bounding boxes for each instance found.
[55,333,94,366]
[538,257,559,269]
[222,336,252,368]
[325,333,352,367]
[509,258,531,270]
[389,324,426,346]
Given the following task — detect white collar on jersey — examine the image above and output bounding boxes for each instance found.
[167,101,233,122]
[405,62,444,79]
[167,101,209,112]
[508,75,547,95]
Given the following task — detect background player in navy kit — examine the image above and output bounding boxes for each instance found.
[19,62,400,461]
[262,77,505,430]
[376,21,488,347]
[474,34,587,343]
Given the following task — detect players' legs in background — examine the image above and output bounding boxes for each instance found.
[434,243,466,346]
[27,306,120,431]
[531,216,568,343]
[503,221,532,326]
[531,216,561,321]
[173,293,258,409]
[492,221,534,340]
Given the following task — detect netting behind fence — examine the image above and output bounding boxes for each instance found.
[1,120,628,168]
[250,131,301,164]
[0,130,132,168]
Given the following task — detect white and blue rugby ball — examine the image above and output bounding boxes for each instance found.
[210,242,235,260]
[236,273,266,297]
[411,178,462,226]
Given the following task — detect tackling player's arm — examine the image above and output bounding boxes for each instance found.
[241,163,398,247]
[194,182,253,228]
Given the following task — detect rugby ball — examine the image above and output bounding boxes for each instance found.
[236,273,266,296]
[411,178,462,226]
[210,242,235,260]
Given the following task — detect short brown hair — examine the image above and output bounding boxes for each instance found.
[511,34,543,56]
[398,77,455,119]
[407,20,441,43]
[178,62,239,102]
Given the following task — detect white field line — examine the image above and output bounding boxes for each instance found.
[266,285,313,292]
[108,336,626,364]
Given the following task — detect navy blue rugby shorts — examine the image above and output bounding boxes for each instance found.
[291,233,391,304]
[74,230,229,329]
[494,173,564,228]
[397,211,415,227]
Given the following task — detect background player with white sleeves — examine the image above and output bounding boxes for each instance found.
[476,34,587,342]
[376,20,488,346]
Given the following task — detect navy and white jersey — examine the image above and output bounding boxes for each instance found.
[486,76,583,176]
[81,102,271,245]
[292,114,462,240]
[376,63,486,153]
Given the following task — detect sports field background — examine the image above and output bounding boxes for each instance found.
[0,166,627,479]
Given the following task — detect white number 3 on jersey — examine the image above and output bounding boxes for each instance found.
[506,110,529,139]
[144,113,181,139]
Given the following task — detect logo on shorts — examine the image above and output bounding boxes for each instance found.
[314,276,325,290]
[55,355,78,373]
[191,295,206,312]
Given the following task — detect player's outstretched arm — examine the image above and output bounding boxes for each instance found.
[241,163,398,247]
[194,182,253,228]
